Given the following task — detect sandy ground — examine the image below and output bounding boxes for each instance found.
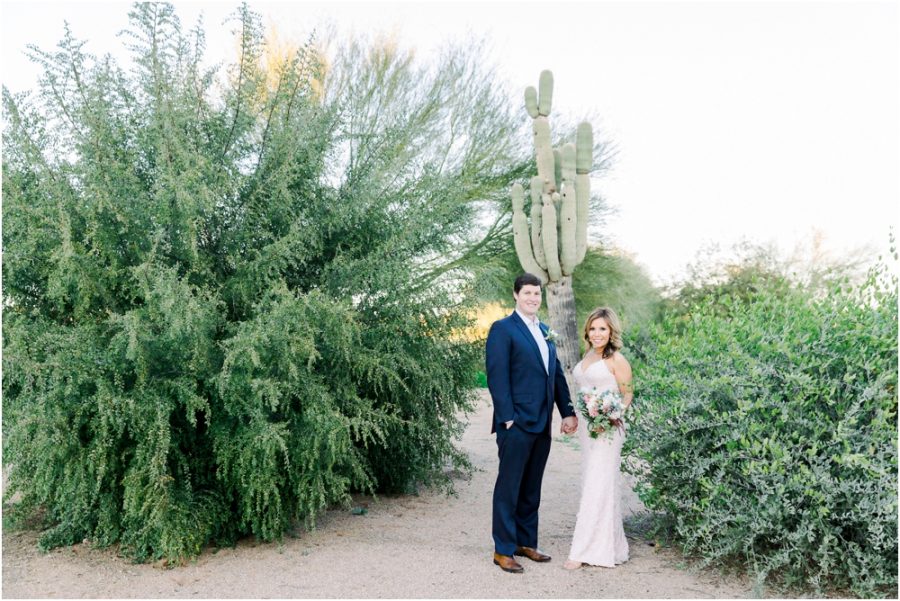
[3,391,753,598]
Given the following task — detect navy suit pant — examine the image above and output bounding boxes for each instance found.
[492,423,551,556]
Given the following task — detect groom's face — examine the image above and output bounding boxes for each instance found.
[514,284,542,318]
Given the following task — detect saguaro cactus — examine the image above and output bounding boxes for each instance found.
[512,70,594,377]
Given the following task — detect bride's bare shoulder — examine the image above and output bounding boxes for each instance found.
[611,351,631,368]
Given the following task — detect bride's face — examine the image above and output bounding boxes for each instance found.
[588,318,610,350]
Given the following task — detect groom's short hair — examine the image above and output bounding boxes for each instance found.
[514,273,543,294]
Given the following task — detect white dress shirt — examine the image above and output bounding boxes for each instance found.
[515,309,550,374]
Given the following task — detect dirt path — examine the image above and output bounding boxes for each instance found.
[3,391,752,598]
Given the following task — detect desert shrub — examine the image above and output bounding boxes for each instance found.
[2,3,525,560]
[626,258,898,597]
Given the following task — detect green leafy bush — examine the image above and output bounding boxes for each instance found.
[3,3,525,561]
[626,259,898,596]
[474,371,488,388]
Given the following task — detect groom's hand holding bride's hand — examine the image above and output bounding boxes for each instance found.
[561,416,578,434]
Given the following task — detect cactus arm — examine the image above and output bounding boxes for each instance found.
[552,191,563,242]
[529,176,547,270]
[561,142,576,183]
[576,121,593,174]
[538,70,553,116]
[553,148,562,193]
[533,117,556,193]
[559,144,577,275]
[525,86,539,119]
[575,122,593,263]
[575,174,590,264]
[541,192,562,281]
[560,185,578,275]
[512,183,549,282]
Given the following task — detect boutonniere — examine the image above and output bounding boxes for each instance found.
[543,327,559,343]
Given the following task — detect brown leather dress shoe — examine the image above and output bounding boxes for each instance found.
[493,552,524,573]
[515,546,552,562]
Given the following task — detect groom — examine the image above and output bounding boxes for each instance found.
[485,273,578,573]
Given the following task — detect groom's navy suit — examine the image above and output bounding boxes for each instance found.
[486,311,574,556]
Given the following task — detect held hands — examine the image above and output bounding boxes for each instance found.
[506,417,578,433]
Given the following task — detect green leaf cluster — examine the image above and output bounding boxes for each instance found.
[626,258,898,597]
[3,3,526,561]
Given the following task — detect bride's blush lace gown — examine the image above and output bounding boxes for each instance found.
[567,358,630,567]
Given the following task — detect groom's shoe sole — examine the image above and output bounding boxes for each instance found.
[515,546,552,562]
[493,553,524,573]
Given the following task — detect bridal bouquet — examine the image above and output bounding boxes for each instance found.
[574,387,625,439]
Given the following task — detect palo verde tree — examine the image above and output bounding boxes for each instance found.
[2,2,530,561]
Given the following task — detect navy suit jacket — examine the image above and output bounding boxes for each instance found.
[485,312,574,434]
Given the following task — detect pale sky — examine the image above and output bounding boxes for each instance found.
[2,0,898,283]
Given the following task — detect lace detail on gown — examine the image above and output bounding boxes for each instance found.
[567,358,630,567]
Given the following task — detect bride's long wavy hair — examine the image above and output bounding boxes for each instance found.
[582,307,623,359]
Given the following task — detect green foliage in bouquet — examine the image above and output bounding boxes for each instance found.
[625,255,898,597]
[2,3,528,561]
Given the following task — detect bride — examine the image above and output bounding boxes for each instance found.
[564,307,633,570]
